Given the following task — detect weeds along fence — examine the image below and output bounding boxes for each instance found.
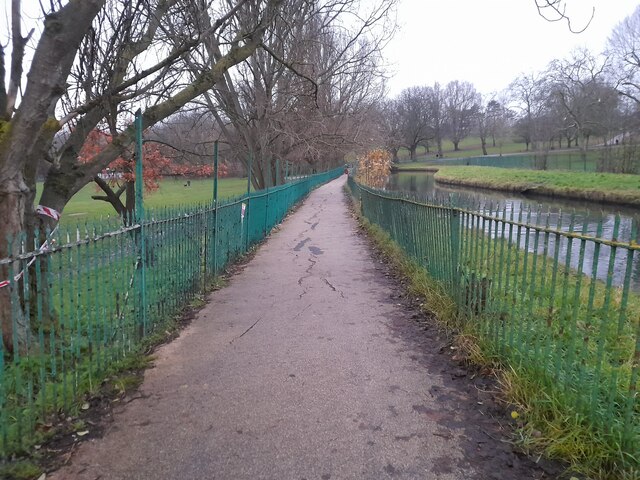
[0,168,342,457]
[348,177,640,464]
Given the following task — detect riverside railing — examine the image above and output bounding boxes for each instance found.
[0,167,342,457]
[349,177,640,464]
[409,148,640,173]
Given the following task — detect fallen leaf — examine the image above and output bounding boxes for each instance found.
[77,430,89,436]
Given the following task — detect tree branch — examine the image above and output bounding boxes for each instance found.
[260,42,319,107]
[535,0,594,34]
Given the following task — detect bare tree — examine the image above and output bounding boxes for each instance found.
[378,99,404,162]
[607,6,640,106]
[196,0,395,188]
[427,82,446,157]
[509,73,549,151]
[546,48,617,166]
[443,80,479,151]
[395,86,432,160]
[475,95,491,156]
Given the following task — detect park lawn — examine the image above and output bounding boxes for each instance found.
[36,177,248,224]
[434,166,640,205]
[395,148,617,173]
[396,137,528,162]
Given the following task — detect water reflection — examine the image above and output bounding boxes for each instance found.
[385,172,640,292]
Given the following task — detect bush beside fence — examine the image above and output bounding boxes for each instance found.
[0,168,342,457]
[348,176,640,469]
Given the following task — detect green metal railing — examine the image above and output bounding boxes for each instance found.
[349,177,640,464]
[0,167,342,457]
[411,149,640,173]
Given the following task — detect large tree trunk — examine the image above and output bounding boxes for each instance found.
[391,148,399,163]
[480,138,488,156]
[0,173,31,353]
[0,2,106,341]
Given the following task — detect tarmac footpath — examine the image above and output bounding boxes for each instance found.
[50,175,559,480]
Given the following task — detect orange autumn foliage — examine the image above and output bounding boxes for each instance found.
[79,130,227,192]
[355,149,391,188]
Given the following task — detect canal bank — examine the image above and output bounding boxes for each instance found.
[386,170,640,292]
[433,166,640,207]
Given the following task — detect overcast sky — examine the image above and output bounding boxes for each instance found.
[383,0,640,97]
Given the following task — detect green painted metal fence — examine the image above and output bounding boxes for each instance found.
[0,167,342,457]
[411,149,640,174]
[349,177,640,464]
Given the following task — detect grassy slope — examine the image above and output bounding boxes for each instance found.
[434,166,640,206]
[396,137,529,162]
[37,178,248,224]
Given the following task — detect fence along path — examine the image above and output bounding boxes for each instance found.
[49,175,557,480]
[0,168,341,458]
[350,178,640,469]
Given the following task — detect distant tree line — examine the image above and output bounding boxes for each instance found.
[378,5,640,170]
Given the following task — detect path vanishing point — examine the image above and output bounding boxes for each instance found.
[50,176,562,480]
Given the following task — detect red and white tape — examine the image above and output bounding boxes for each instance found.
[0,206,60,289]
[0,235,57,289]
[36,205,61,221]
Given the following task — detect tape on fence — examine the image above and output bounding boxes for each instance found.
[0,206,60,289]
[36,205,61,221]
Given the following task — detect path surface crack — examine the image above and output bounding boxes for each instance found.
[323,278,345,298]
[230,316,264,344]
[230,301,276,344]
[297,257,317,298]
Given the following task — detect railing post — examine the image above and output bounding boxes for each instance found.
[134,109,147,337]
[449,207,461,301]
[245,152,252,250]
[212,140,219,276]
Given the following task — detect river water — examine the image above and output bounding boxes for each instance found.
[385,172,640,292]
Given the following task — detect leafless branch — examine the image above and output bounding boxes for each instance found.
[535,0,594,34]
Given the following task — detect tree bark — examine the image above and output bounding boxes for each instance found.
[0,173,32,353]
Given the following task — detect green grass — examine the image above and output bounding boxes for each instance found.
[36,177,248,225]
[396,137,529,162]
[434,166,640,205]
[394,145,636,174]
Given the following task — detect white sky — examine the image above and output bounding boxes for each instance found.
[383,0,640,97]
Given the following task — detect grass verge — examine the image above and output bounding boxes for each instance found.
[435,166,640,206]
[36,177,249,225]
[346,185,639,480]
